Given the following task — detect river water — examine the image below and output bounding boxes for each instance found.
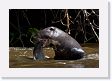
[9,43,99,68]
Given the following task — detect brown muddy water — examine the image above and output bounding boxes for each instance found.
[9,43,99,68]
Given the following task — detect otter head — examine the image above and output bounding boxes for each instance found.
[38,27,63,39]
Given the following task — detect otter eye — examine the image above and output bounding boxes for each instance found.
[49,27,55,31]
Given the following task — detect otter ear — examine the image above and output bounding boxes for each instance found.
[49,27,55,31]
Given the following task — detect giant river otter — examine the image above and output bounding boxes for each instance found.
[33,26,85,60]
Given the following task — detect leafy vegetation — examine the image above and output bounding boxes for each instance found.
[9,9,99,47]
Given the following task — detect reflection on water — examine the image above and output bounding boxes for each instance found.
[9,43,99,68]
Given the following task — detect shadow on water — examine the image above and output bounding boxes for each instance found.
[9,43,99,68]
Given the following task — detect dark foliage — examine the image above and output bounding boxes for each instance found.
[9,9,99,47]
